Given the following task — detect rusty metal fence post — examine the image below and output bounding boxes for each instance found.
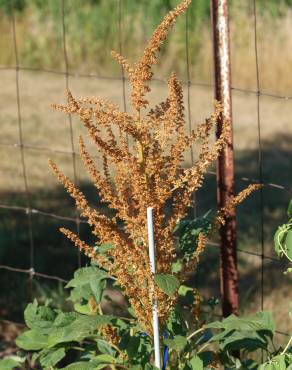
[211,0,239,317]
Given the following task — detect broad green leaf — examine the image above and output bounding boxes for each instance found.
[70,284,92,302]
[0,359,22,369]
[174,212,212,260]
[74,302,92,315]
[92,354,119,364]
[215,329,269,352]
[259,354,288,370]
[206,311,275,353]
[4,355,25,364]
[287,199,292,218]
[59,362,99,370]
[66,266,108,288]
[125,336,141,358]
[166,307,187,336]
[47,314,114,347]
[96,339,116,356]
[274,227,286,257]
[154,274,179,296]
[53,311,78,327]
[127,307,137,318]
[171,260,183,273]
[24,300,56,333]
[188,355,203,370]
[164,335,187,351]
[206,311,275,333]
[285,230,292,260]
[90,278,106,303]
[40,347,66,367]
[178,285,193,296]
[16,329,48,350]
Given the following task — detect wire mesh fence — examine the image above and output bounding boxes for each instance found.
[0,0,291,341]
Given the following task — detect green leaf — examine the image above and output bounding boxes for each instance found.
[0,359,22,369]
[285,230,292,260]
[166,307,187,337]
[188,355,203,370]
[59,362,99,370]
[164,335,188,351]
[74,302,92,315]
[174,211,213,260]
[178,285,193,296]
[127,307,137,318]
[206,311,275,333]
[171,260,183,273]
[66,266,108,288]
[40,347,66,367]
[125,336,141,358]
[287,199,292,218]
[47,314,114,347]
[274,227,286,257]
[92,354,119,364]
[90,278,106,303]
[96,339,116,356]
[16,329,49,350]
[259,354,288,370]
[206,311,275,353]
[154,274,179,296]
[24,300,56,334]
[70,284,92,302]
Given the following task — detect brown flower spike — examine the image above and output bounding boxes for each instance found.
[49,0,258,333]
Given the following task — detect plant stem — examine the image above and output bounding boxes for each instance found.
[277,228,292,262]
[187,326,205,341]
[197,340,212,354]
[281,335,292,355]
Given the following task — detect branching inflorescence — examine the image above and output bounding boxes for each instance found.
[49,0,259,334]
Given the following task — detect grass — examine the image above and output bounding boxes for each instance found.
[1,1,292,94]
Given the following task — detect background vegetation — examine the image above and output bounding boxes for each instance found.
[1,0,292,93]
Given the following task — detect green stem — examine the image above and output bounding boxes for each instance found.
[197,341,211,354]
[281,335,292,355]
[187,326,205,341]
[277,228,292,263]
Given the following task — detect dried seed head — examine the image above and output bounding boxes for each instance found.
[50,0,258,333]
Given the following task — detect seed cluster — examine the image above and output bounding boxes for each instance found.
[49,0,258,334]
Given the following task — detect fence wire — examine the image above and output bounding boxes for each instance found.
[0,0,291,340]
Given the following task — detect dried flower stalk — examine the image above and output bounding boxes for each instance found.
[49,0,258,333]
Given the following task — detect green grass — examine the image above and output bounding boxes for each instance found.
[1,0,292,92]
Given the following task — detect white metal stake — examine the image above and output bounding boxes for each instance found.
[147,207,161,369]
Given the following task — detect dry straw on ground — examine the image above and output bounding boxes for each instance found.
[49,0,258,333]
